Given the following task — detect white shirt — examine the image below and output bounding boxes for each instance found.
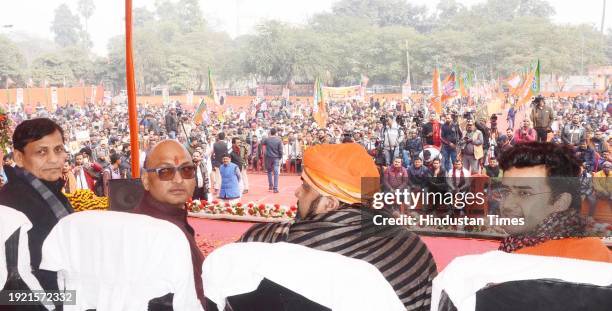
[41,211,202,311]
[203,242,404,311]
[75,167,90,190]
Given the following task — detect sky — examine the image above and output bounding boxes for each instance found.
[0,0,610,56]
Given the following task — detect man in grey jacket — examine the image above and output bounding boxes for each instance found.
[262,128,283,193]
[561,114,585,147]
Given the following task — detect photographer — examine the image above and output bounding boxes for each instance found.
[461,120,484,174]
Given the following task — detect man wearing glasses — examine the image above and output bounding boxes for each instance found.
[0,118,73,309]
[496,142,611,262]
[131,139,205,307]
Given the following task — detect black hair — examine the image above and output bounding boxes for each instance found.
[270,128,277,135]
[231,137,239,144]
[79,147,93,159]
[3,152,13,161]
[218,132,225,140]
[110,153,120,165]
[12,118,65,152]
[499,142,581,210]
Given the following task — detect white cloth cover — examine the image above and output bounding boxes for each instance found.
[0,205,51,310]
[203,242,405,311]
[40,210,202,311]
[431,250,612,311]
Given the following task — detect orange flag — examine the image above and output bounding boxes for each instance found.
[430,68,442,114]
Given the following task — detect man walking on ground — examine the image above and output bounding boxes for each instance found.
[262,128,283,193]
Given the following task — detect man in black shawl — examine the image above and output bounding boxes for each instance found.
[239,143,437,310]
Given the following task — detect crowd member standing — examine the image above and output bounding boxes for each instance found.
[561,114,585,147]
[422,112,441,147]
[212,132,229,194]
[230,137,249,194]
[102,153,122,196]
[530,96,554,142]
[164,108,178,139]
[219,154,241,202]
[262,128,283,193]
[461,120,484,174]
[192,150,209,201]
[441,114,462,172]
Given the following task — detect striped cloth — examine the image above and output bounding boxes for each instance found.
[239,208,437,311]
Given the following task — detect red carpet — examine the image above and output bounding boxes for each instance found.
[189,218,499,270]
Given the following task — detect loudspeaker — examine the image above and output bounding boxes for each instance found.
[108,179,145,211]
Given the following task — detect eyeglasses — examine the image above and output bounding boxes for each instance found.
[492,186,552,201]
[145,164,196,181]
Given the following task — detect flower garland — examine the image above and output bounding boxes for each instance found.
[65,189,109,212]
[187,199,297,219]
[0,107,12,150]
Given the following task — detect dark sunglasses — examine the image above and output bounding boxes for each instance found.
[145,164,196,181]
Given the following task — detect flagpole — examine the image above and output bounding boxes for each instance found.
[125,0,140,178]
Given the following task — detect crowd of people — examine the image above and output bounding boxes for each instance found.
[1,112,610,310]
[3,92,610,217]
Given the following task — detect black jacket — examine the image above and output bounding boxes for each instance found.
[212,141,229,167]
[0,166,72,306]
[165,112,178,132]
[262,136,283,159]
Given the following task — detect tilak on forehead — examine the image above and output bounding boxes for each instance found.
[174,155,180,165]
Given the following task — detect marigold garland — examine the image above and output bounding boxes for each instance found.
[65,189,108,212]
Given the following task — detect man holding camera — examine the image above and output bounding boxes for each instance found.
[461,120,484,174]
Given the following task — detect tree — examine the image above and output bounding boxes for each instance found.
[50,3,83,47]
[134,7,155,27]
[0,35,27,86]
[177,0,205,33]
[331,0,430,31]
[77,0,95,33]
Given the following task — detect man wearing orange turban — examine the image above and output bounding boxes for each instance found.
[239,143,438,310]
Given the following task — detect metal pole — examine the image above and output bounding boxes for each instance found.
[125,0,140,178]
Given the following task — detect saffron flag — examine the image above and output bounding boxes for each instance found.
[441,72,458,102]
[516,60,541,108]
[313,77,327,128]
[430,68,442,114]
[506,73,522,94]
[194,68,219,124]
